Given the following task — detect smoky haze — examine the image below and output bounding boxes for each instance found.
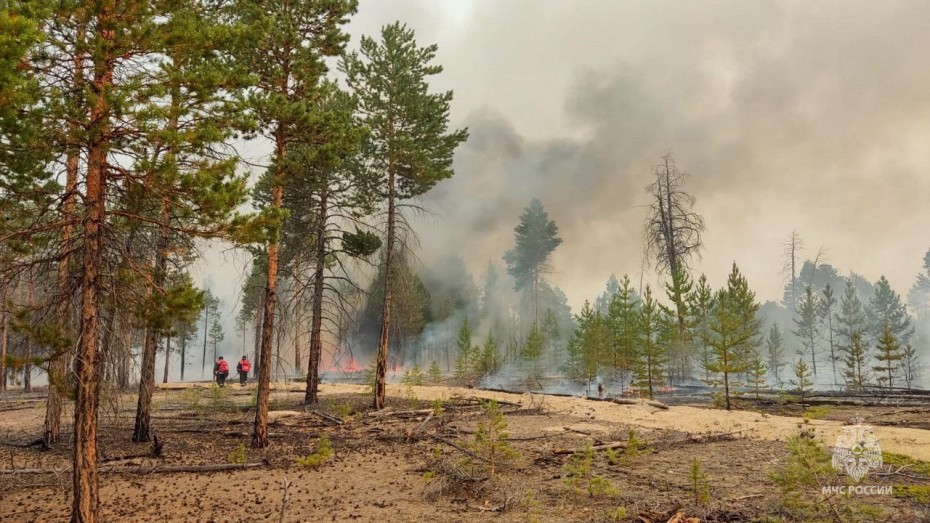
[346,0,930,306]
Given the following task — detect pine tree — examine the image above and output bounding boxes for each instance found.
[541,307,561,368]
[868,275,914,347]
[747,349,768,400]
[873,325,902,391]
[818,284,839,385]
[278,86,380,405]
[342,23,468,410]
[793,286,820,377]
[843,332,869,390]
[232,0,358,447]
[200,291,220,373]
[454,316,473,378]
[476,330,499,375]
[210,317,225,362]
[900,344,920,390]
[836,280,868,378]
[521,322,545,380]
[607,275,639,389]
[664,266,695,384]
[790,358,813,408]
[594,274,620,315]
[428,361,443,384]
[9,3,248,516]
[703,263,760,410]
[632,286,665,399]
[688,274,715,382]
[503,198,563,325]
[567,301,608,390]
[765,323,786,384]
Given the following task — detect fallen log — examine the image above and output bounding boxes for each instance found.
[587,396,670,410]
[563,426,593,436]
[428,435,489,463]
[0,405,38,413]
[554,441,628,455]
[367,408,433,419]
[406,411,435,441]
[308,410,345,425]
[0,461,269,475]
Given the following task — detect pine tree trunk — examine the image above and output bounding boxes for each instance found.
[180,335,186,382]
[374,169,396,410]
[305,193,328,404]
[23,272,34,392]
[117,325,131,391]
[201,308,208,376]
[293,255,302,374]
[253,295,262,373]
[163,335,171,384]
[0,285,7,392]
[132,202,170,443]
[72,15,113,513]
[253,129,285,448]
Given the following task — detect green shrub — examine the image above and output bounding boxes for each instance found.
[623,428,649,460]
[562,443,619,498]
[227,443,247,464]
[893,485,930,505]
[295,435,334,469]
[802,406,832,420]
[883,452,930,476]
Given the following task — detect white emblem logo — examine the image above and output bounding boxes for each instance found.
[831,422,882,482]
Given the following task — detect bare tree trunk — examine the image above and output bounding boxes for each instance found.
[162,335,171,384]
[179,334,186,382]
[117,325,131,391]
[305,193,328,404]
[374,169,396,410]
[23,271,34,392]
[293,255,302,374]
[253,294,262,372]
[275,301,285,381]
[201,306,209,376]
[253,129,285,448]
[132,201,170,443]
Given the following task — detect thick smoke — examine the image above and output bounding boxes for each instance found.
[348,0,930,307]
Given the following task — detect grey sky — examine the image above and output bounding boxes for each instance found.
[342,0,930,308]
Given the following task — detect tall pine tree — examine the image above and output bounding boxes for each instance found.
[342,23,468,409]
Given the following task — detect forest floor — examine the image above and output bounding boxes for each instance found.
[1,381,930,522]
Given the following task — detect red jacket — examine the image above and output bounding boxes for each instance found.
[216,360,229,374]
[239,359,252,372]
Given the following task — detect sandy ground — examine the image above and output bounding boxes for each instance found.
[311,382,930,462]
[0,382,928,522]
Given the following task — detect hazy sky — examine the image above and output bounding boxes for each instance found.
[338,0,930,310]
[196,1,930,325]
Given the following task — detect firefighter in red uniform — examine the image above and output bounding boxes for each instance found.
[237,356,252,386]
[213,356,229,387]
